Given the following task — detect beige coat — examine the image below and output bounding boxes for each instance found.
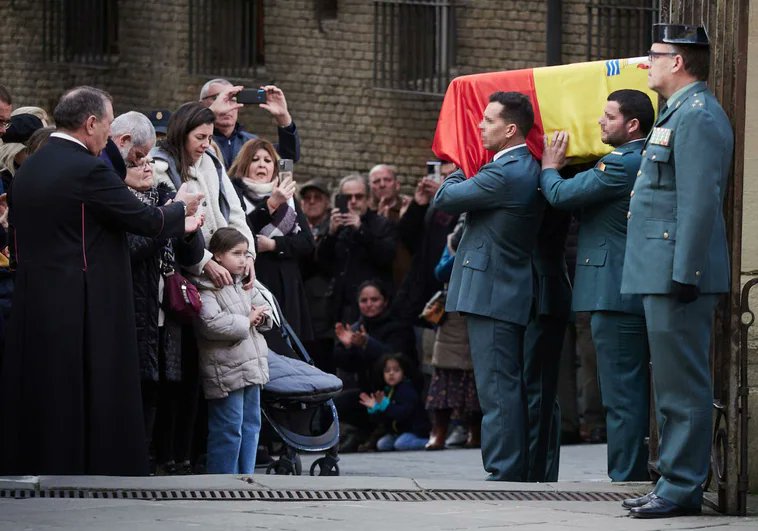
[432,311,473,370]
[153,151,256,275]
[194,276,272,399]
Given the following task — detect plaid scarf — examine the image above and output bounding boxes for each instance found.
[241,179,301,238]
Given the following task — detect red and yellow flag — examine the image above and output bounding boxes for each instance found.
[432,57,657,177]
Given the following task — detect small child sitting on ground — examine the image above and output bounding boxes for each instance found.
[359,353,430,451]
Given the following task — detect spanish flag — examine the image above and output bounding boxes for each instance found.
[432,57,657,177]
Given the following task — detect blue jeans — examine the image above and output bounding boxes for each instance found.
[377,432,428,451]
[206,385,262,474]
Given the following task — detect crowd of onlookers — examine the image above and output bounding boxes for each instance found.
[0,81,605,475]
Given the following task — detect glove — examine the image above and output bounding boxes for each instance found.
[672,281,700,304]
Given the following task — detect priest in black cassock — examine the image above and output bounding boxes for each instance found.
[0,86,203,476]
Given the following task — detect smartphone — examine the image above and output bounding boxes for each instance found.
[236,88,267,104]
[278,159,294,182]
[335,194,349,214]
[426,160,442,182]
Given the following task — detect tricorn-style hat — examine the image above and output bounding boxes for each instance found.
[652,24,709,46]
[147,110,171,134]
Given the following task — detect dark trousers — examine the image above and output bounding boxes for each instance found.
[590,310,650,481]
[643,294,717,509]
[466,315,528,481]
[524,314,568,482]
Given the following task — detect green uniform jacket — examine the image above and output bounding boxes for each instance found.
[540,139,645,315]
[432,146,543,326]
[621,82,733,295]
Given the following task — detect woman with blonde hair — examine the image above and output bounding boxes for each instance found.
[229,137,314,340]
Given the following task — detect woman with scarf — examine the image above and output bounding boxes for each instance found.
[229,138,315,341]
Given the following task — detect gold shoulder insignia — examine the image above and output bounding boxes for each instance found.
[611,151,622,155]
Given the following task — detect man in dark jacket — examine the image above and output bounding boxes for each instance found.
[317,174,396,324]
[0,86,203,476]
[199,78,300,168]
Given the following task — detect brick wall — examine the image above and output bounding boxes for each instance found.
[0,0,599,191]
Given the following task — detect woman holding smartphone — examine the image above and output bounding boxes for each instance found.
[229,138,315,341]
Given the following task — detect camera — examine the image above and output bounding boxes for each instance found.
[236,88,267,104]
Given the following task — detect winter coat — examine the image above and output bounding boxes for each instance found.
[368,379,431,437]
[333,309,416,392]
[193,275,273,399]
[151,147,256,274]
[432,311,472,370]
[392,201,458,325]
[301,215,334,340]
[128,182,206,382]
[317,209,396,323]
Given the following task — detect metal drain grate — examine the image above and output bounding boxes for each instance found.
[0,488,641,503]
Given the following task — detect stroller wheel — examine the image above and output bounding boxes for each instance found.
[309,457,340,476]
[266,453,302,475]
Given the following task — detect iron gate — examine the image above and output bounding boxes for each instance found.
[660,0,751,517]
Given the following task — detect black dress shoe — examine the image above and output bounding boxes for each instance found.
[621,492,656,509]
[629,496,701,519]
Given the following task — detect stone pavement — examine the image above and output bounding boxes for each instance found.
[2,445,756,530]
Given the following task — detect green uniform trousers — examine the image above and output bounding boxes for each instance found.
[466,314,528,481]
[643,294,718,509]
[590,311,650,481]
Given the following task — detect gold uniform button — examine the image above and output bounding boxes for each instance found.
[464,260,470,265]
[585,258,590,264]
[630,190,635,198]
[627,211,632,219]
[695,270,701,276]
[637,170,641,176]
[651,155,657,160]
[642,150,646,156]
[663,231,669,239]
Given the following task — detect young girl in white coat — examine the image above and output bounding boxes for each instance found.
[194,227,272,474]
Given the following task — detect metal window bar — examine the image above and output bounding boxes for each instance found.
[42,0,118,65]
[373,0,455,96]
[586,1,660,61]
[188,0,264,80]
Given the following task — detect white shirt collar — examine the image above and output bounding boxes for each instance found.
[51,131,89,151]
[493,143,527,161]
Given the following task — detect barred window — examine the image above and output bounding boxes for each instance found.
[189,0,264,80]
[373,0,456,96]
[43,0,119,65]
[586,1,660,61]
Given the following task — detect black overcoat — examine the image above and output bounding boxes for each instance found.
[0,137,185,476]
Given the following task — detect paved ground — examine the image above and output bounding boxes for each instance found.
[2,444,756,530]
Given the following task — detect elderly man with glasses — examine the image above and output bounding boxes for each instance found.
[199,79,301,169]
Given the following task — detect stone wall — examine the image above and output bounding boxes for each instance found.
[0,0,601,190]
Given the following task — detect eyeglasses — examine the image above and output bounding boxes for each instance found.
[342,193,366,201]
[647,50,679,61]
[126,158,155,169]
[0,120,11,130]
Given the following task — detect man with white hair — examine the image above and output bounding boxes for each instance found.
[110,111,157,167]
[199,78,300,168]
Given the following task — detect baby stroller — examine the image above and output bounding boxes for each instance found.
[256,282,343,476]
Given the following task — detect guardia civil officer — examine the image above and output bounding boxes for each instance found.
[620,25,734,518]
[433,92,543,481]
[540,89,655,482]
